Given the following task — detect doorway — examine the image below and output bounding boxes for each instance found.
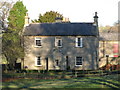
[46,57,48,71]
[66,56,70,70]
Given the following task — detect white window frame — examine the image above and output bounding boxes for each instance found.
[75,57,83,66]
[55,37,62,47]
[75,37,83,47]
[35,37,42,47]
[35,56,42,66]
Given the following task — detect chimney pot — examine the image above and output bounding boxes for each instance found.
[93,12,98,26]
[24,12,30,27]
[94,12,98,18]
[63,17,70,22]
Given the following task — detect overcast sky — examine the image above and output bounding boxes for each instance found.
[22,0,119,26]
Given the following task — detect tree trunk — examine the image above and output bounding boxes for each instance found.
[4,54,9,72]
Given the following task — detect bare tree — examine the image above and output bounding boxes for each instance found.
[0,0,14,30]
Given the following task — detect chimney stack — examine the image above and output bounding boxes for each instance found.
[93,12,98,27]
[24,13,29,27]
[55,15,63,23]
[62,17,70,22]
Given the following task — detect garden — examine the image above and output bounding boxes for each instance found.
[1,70,120,89]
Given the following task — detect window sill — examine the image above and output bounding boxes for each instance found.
[75,46,83,48]
[55,66,59,67]
[55,46,62,48]
[35,65,42,66]
[34,46,42,48]
[75,65,82,67]
[55,66,60,69]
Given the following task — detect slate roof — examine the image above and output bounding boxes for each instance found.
[99,32,119,41]
[23,23,97,36]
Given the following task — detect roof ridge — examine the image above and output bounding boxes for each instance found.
[29,22,94,25]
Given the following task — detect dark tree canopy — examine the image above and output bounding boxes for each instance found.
[32,11,63,23]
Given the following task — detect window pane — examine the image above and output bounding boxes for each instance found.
[76,38,82,47]
[78,38,81,46]
[76,57,82,65]
[58,40,62,46]
[36,40,41,46]
[37,57,41,65]
[56,38,62,47]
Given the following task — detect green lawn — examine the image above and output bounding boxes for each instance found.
[1,74,120,89]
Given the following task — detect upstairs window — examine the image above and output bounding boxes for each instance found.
[75,37,83,47]
[55,37,62,47]
[35,56,41,66]
[35,37,42,47]
[75,57,82,66]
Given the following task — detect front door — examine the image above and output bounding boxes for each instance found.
[46,57,48,71]
[66,56,70,70]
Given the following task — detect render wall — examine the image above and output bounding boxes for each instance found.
[23,36,99,70]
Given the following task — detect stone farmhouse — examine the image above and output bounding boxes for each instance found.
[22,12,99,70]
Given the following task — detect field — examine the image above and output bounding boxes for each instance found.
[1,74,120,89]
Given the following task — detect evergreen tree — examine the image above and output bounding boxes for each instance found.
[8,1,27,32]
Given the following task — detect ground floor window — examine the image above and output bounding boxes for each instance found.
[35,56,41,66]
[75,57,82,66]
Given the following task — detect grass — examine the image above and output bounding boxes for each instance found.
[1,74,120,89]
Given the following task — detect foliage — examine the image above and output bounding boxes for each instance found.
[114,20,120,26]
[2,1,27,69]
[31,11,63,23]
[2,32,24,64]
[8,1,27,32]
[99,25,118,33]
